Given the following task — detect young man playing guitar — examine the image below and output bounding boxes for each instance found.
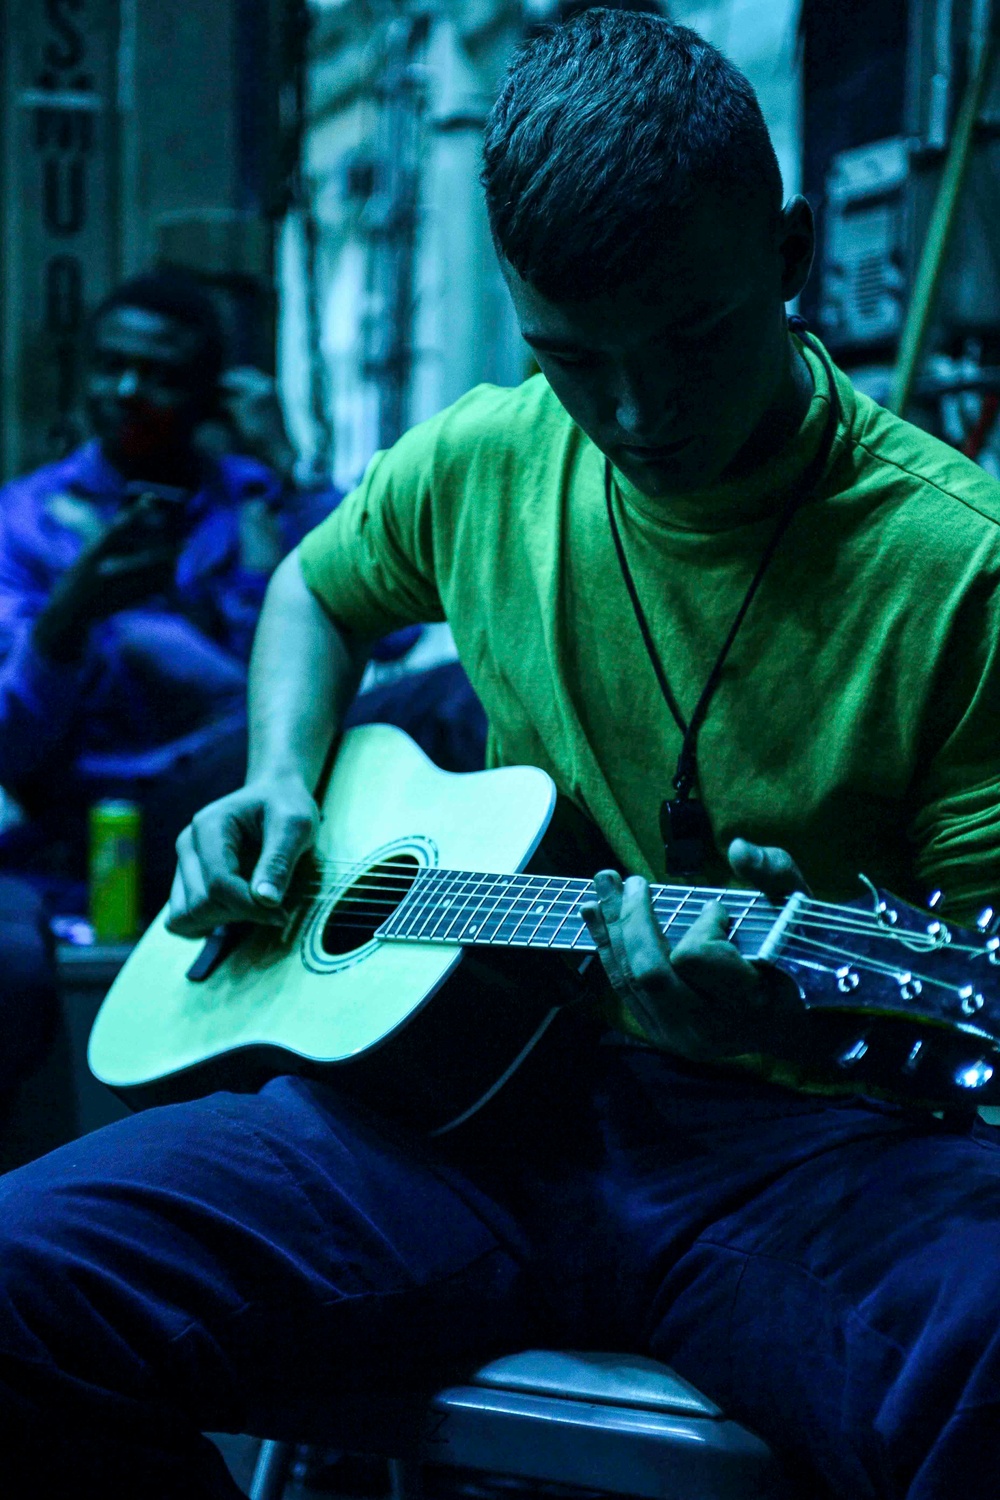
[2,13,1000,1498]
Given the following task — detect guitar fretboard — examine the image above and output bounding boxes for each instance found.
[375,868,772,954]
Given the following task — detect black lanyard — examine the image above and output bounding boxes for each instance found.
[604,322,842,877]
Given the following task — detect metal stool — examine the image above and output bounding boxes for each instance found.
[248,1349,796,1500]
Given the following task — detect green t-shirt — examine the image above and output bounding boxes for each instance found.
[300,338,1000,1076]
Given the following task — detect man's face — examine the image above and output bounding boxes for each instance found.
[85,305,209,472]
[501,196,809,499]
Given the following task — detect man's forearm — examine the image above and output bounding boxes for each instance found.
[246,549,369,790]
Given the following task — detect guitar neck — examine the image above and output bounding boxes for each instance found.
[375,868,776,957]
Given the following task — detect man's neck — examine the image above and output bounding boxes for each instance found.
[720,339,815,485]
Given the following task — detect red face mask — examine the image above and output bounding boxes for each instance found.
[104,399,192,464]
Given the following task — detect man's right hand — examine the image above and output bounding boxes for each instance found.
[33,491,187,664]
[166,773,320,937]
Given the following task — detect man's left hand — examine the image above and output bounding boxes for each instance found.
[580,839,808,1062]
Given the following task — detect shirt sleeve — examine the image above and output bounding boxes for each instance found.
[297,424,446,638]
[907,569,1000,924]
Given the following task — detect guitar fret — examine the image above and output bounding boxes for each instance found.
[387,870,769,953]
[658,888,693,938]
[542,879,586,947]
[377,868,432,939]
[727,897,757,947]
[427,870,465,941]
[474,874,519,942]
[415,868,460,940]
[440,872,484,942]
[539,886,591,949]
[455,872,508,943]
[570,920,591,947]
[423,868,467,941]
[436,870,482,941]
[492,878,542,945]
[523,879,569,947]
[513,877,568,945]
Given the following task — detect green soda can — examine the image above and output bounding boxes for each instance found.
[89,799,141,941]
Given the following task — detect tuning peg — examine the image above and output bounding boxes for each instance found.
[927,889,944,910]
[978,907,996,933]
[958,985,986,1017]
[837,1036,868,1068]
[902,1039,924,1074]
[954,1058,995,1091]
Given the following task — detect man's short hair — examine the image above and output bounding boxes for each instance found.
[92,269,226,387]
[482,9,784,301]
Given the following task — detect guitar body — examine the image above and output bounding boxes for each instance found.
[91,725,1000,1122]
[89,725,573,1132]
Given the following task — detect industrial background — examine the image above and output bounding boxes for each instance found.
[4,1,1000,482]
[0,0,858,492]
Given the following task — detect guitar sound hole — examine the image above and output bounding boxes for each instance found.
[320,854,421,956]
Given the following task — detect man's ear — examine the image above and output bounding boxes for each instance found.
[777,195,815,303]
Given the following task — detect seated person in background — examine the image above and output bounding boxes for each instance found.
[0,269,483,1102]
[0,268,314,1099]
[0,268,331,919]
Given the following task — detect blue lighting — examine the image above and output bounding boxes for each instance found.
[955,1060,994,1090]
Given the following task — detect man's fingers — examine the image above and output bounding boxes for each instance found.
[672,899,732,950]
[585,871,675,985]
[187,802,274,923]
[172,825,208,913]
[727,837,810,900]
[582,870,625,987]
[616,876,674,984]
[592,867,624,918]
[580,899,612,964]
[250,806,317,905]
[167,782,318,937]
[584,869,648,994]
[671,900,762,1006]
[167,824,250,935]
[166,864,192,934]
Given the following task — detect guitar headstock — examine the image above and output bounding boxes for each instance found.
[764,879,1000,1106]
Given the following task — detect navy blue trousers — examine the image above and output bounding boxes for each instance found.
[1,1015,999,1500]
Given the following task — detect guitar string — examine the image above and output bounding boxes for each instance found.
[291,897,987,1011]
[292,852,909,924]
[296,875,953,937]
[299,882,971,949]
[296,862,750,899]
[290,860,967,932]
[299,884,972,947]
[262,863,998,1008]
[294,870,874,923]
[272,859,989,958]
[253,850,997,1030]
[772,931,993,998]
[310,900,982,983]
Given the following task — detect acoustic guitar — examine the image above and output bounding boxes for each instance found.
[89,724,1000,1131]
